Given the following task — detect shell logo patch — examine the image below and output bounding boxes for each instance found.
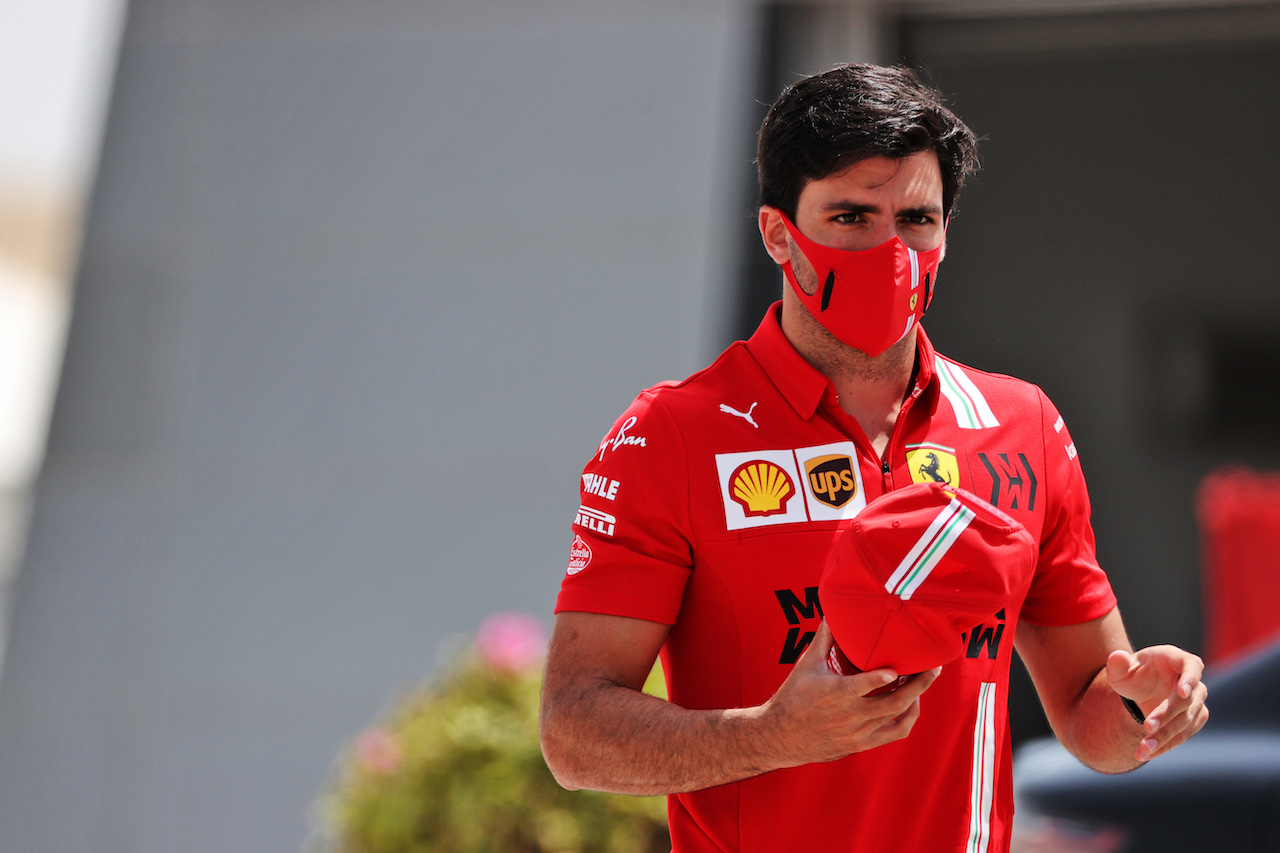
[730,461,795,517]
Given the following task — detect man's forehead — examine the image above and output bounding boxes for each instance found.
[798,152,943,208]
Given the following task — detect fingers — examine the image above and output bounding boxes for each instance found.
[869,666,942,704]
[765,624,943,763]
[1116,645,1208,763]
[1136,677,1209,762]
[1175,648,1205,700]
[856,697,923,753]
[855,667,942,745]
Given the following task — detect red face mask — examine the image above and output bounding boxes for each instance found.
[780,212,944,357]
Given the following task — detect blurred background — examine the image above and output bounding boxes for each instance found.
[1,0,1278,850]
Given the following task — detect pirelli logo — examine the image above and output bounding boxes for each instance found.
[574,505,616,537]
[716,442,866,531]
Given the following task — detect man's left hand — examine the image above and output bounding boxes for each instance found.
[1106,646,1209,763]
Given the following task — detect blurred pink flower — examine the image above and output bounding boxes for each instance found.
[354,727,403,775]
[475,612,548,673]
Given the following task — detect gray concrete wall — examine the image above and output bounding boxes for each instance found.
[0,1,759,849]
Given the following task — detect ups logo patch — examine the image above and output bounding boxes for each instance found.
[804,454,857,508]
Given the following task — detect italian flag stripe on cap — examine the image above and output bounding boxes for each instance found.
[884,497,976,600]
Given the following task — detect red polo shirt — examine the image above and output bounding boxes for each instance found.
[556,304,1115,853]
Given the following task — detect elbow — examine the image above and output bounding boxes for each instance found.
[1062,741,1144,775]
[538,703,586,790]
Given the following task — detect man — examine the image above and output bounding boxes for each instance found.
[540,64,1208,852]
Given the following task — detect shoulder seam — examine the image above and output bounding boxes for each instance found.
[644,393,696,545]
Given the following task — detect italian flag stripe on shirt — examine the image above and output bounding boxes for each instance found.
[967,682,999,853]
[935,358,1000,429]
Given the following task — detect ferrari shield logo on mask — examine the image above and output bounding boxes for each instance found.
[779,212,944,356]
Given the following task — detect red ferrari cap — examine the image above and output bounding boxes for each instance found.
[819,482,1036,677]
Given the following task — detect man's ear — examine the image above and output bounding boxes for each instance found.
[758,206,791,266]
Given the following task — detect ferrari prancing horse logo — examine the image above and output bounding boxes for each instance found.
[907,443,959,487]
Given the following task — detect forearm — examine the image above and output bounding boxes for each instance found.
[539,676,780,795]
[1022,612,1209,772]
[540,613,933,795]
[1017,610,1148,774]
[1054,665,1147,774]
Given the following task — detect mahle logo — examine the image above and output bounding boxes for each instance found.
[729,461,795,517]
[804,454,856,508]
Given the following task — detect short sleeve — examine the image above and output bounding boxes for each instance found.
[554,388,693,625]
[1020,389,1118,626]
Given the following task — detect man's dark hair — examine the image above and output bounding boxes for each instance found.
[757,64,980,220]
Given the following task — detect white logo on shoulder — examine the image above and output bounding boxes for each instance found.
[597,416,647,461]
[582,473,620,501]
[575,505,617,537]
[719,402,759,429]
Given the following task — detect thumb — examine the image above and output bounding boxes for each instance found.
[795,620,835,672]
[1106,649,1139,690]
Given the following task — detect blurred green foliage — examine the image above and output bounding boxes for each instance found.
[321,619,669,853]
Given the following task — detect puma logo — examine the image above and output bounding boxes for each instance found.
[719,402,759,429]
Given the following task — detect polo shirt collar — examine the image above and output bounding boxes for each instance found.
[744,302,939,419]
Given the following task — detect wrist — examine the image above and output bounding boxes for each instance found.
[723,704,789,777]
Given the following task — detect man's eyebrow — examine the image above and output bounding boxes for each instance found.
[899,204,943,218]
[818,201,943,217]
[819,201,878,214]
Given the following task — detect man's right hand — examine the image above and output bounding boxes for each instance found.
[540,612,940,795]
[757,620,941,767]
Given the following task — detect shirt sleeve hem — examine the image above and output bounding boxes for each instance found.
[1019,591,1118,628]
[554,591,682,626]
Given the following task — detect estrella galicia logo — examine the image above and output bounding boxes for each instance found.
[975,452,1037,512]
[567,534,593,575]
[804,454,857,508]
